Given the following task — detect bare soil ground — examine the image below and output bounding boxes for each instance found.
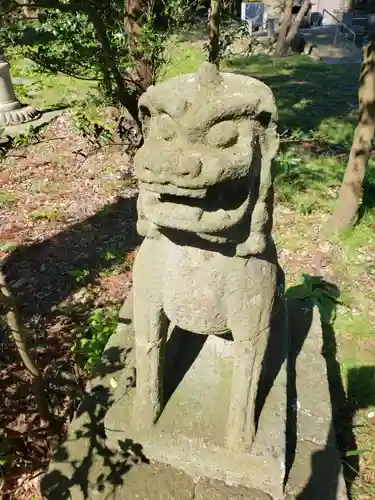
[0,113,139,499]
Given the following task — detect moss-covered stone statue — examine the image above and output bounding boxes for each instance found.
[133,62,282,450]
[42,63,349,500]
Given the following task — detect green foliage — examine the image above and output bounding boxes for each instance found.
[0,242,18,253]
[3,0,193,106]
[72,307,118,372]
[161,41,205,80]
[203,20,249,64]
[13,125,43,147]
[285,274,344,325]
[224,54,360,133]
[138,0,189,76]
[275,151,345,214]
[346,448,372,457]
[22,7,126,93]
[72,109,114,146]
[0,9,27,49]
[28,209,60,221]
[0,127,48,160]
[0,440,14,470]
[104,249,116,261]
[68,269,90,284]
[13,83,30,102]
[0,192,18,209]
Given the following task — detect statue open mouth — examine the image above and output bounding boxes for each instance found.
[134,62,277,253]
[141,177,251,205]
[141,182,207,199]
[139,177,253,233]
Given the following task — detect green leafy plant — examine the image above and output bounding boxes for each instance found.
[104,249,116,261]
[346,448,372,457]
[68,269,90,284]
[13,125,43,148]
[285,274,345,325]
[0,242,18,253]
[72,307,118,372]
[0,193,18,209]
[203,21,247,63]
[72,109,114,146]
[0,440,14,470]
[2,0,193,123]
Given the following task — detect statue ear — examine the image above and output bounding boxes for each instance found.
[236,121,278,258]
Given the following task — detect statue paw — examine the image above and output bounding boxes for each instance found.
[236,233,266,257]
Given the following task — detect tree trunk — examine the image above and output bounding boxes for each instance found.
[284,0,311,46]
[208,0,221,66]
[86,6,141,126]
[328,40,375,231]
[0,271,51,424]
[274,0,293,56]
[124,0,154,92]
[275,0,310,56]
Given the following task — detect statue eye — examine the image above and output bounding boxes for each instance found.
[139,105,151,138]
[206,121,238,148]
[156,113,177,141]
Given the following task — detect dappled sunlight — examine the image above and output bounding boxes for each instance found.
[0,17,374,500]
[225,54,360,134]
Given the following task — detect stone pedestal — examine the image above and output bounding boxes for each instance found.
[105,295,288,500]
[285,300,348,500]
[41,297,349,500]
[0,52,40,126]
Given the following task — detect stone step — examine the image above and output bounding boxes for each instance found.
[300,27,363,62]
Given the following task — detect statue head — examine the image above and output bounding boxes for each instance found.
[134,63,279,255]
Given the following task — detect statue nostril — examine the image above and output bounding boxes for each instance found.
[194,159,203,176]
[179,157,202,177]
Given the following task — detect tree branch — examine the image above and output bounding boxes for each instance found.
[285,0,311,44]
[0,270,52,423]
[274,0,293,56]
[25,54,100,81]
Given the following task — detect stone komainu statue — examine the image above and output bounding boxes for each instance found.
[132,63,281,451]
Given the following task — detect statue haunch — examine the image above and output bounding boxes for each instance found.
[132,63,281,451]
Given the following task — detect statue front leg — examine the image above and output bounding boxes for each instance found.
[226,259,276,452]
[133,243,170,429]
[226,334,267,452]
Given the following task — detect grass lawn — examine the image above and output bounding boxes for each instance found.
[1,45,374,498]
[230,54,375,499]
[228,54,375,499]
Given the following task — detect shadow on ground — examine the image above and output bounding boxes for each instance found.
[2,195,141,318]
[285,279,359,500]
[41,382,149,499]
[226,55,360,136]
[40,276,370,500]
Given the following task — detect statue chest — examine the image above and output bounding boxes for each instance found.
[135,237,235,335]
[162,243,230,334]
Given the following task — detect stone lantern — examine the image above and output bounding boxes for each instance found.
[0,51,40,127]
